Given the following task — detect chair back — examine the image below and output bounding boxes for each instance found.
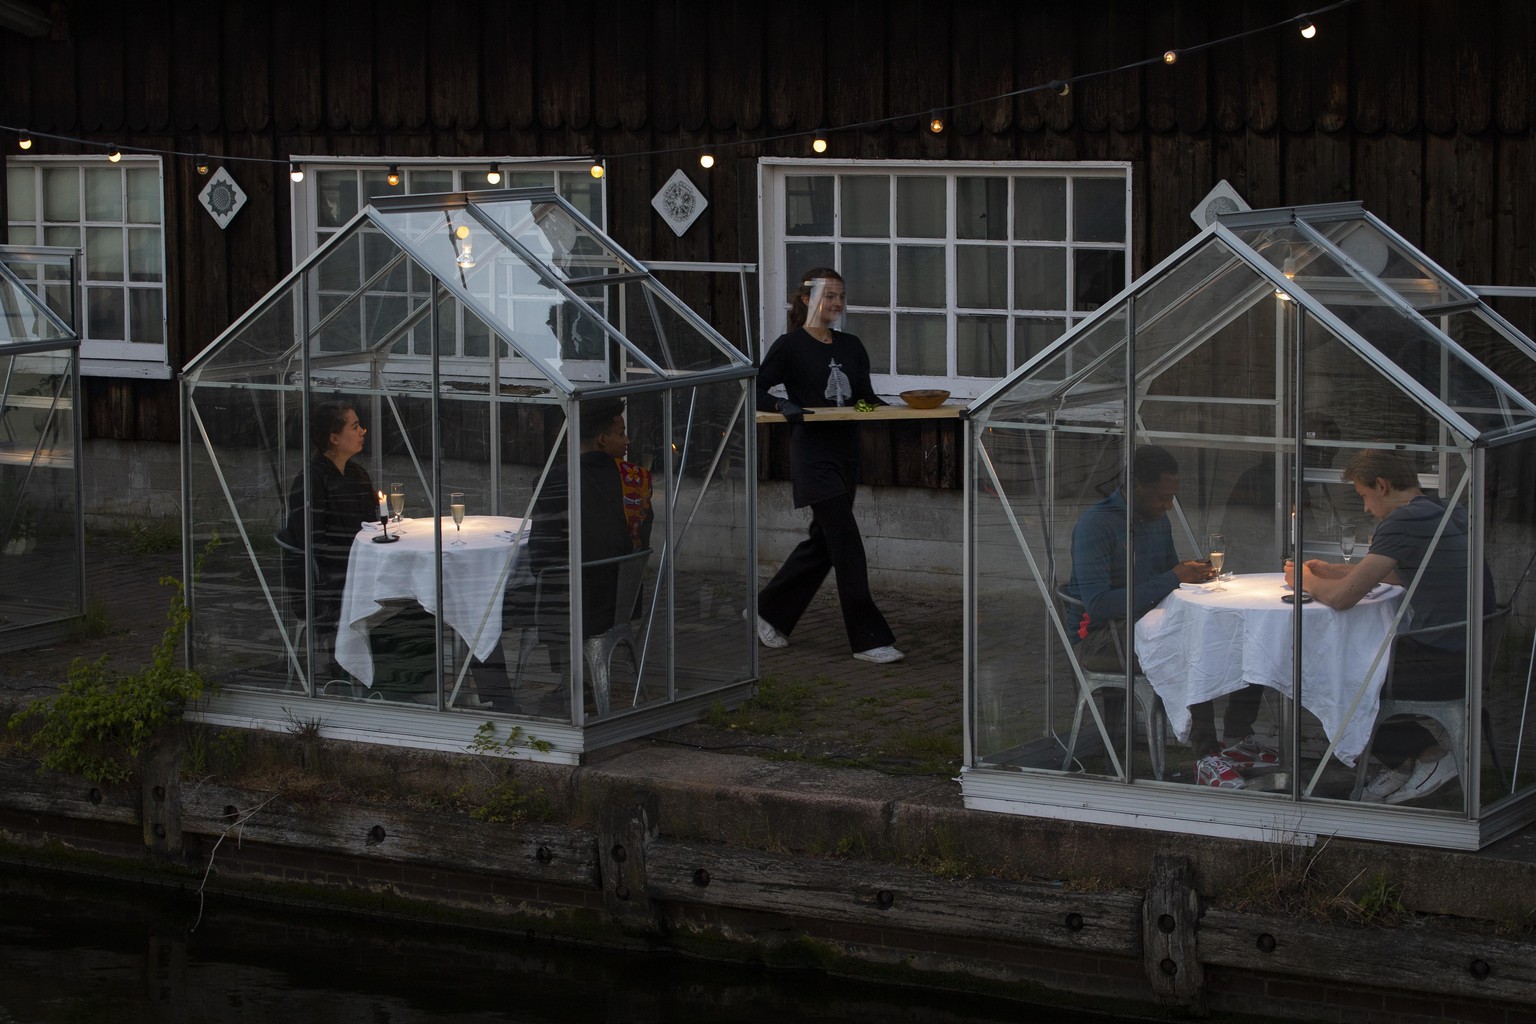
[589,547,652,628]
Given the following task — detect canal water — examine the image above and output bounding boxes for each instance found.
[0,869,1130,1023]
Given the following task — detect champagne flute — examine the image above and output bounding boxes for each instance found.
[1340,526,1357,564]
[1208,533,1227,589]
[450,491,465,546]
[389,482,404,523]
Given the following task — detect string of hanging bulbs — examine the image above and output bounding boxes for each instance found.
[3,3,1350,182]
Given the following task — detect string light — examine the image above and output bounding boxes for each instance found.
[1162,50,1178,65]
[589,158,605,179]
[195,154,209,175]
[289,161,304,183]
[1049,80,1071,97]
[386,164,401,187]
[928,110,945,134]
[18,131,32,150]
[1299,19,1318,38]
[812,135,828,154]
[699,153,715,169]
[107,144,122,162]
[486,162,501,184]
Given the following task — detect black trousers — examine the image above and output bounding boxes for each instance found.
[759,491,894,653]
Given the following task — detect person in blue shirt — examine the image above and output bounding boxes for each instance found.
[1067,445,1266,780]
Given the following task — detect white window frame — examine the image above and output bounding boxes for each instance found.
[5,155,170,379]
[759,158,1133,400]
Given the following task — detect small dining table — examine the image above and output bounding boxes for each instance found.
[1132,571,1404,767]
[335,515,530,689]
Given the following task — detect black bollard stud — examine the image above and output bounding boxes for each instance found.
[1257,933,1277,953]
[1064,913,1084,931]
[692,868,711,887]
[1469,959,1491,980]
[366,824,387,845]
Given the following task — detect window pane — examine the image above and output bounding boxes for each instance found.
[1074,249,1125,311]
[127,167,160,223]
[408,169,453,194]
[463,304,492,358]
[1015,315,1068,368]
[84,168,122,221]
[786,175,833,235]
[1015,246,1065,310]
[896,246,945,308]
[894,313,946,374]
[1073,178,1126,243]
[316,170,358,228]
[785,242,834,279]
[43,225,79,248]
[896,177,945,238]
[1015,177,1066,241]
[559,176,602,221]
[842,244,889,306]
[43,168,79,222]
[957,245,1006,308]
[845,311,890,374]
[957,177,1007,240]
[7,167,36,220]
[127,228,162,283]
[129,288,164,344]
[957,316,1007,376]
[508,170,555,189]
[363,169,397,202]
[86,286,124,340]
[842,176,889,237]
[85,227,124,280]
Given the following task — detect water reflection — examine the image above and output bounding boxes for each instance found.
[0,871,1108,1023]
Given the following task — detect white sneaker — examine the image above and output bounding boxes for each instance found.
[853,645,904,664]
[1361,765,1411,803]
[1384,752,1459,805]
[756,615,789,649]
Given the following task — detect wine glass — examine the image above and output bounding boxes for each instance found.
[449,492,465,546]
[1340,526,1357,564]
[389,482,405,523]
[1208,533,1227,589]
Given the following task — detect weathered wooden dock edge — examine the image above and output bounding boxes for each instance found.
[2,742,1534,1023]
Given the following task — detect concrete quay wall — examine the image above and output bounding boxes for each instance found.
[2,742,1534,1023]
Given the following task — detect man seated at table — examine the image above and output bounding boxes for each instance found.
[1286,449,1494,805]
[1066,444,1272,787]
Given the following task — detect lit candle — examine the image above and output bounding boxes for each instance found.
[377,491,388,519]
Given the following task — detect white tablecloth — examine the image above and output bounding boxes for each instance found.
[335,515,530,687]
[1133,572,1403,766]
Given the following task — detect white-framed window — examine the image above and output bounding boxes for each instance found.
[5,156,169,378]
[288,158,607,368]
[759,159,1132,399]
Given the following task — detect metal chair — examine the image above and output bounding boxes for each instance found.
[1056,588,1166,780]
[1352,605,1512,800]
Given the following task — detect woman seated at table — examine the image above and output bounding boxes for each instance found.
[280,401,376,679]
[1286,449,1494,805]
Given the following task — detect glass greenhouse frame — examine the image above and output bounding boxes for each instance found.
[0,245,84,652]
[962,202,1536,849]
[181,189,758,762]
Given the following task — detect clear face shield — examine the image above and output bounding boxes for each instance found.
[802,276,845,332]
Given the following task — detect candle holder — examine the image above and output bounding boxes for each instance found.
[372,511,400,544]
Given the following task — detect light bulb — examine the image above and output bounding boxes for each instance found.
[928,111,945,134]
[1049,80,1071,97]
[1162,50,1178,65]
[195,154,209,175]
[699,153,715,169]
[486,162,501,185]
[812,136,828,154]
[289,161,304,183]
[455,242,475,270]
[386,164,400,187]
[1300,20,1317,39]
[1282,256,1297,281]
[455,224,470,240]
[589,160,605,179]
[108,145,122,162]
[18,132,32,150]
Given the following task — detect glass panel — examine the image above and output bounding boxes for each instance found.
[957,177,1007,241]
[1440,308,1536,415]
[785,243,834,288]
[1015,316,1067,369]
[895,176,945,238]
[1073,178,1125,243]
[507,170,556,189]
[894,312,946,375]
[8,226,36,245]
[896,246,944,308]
[364,168,399,202]
[1015,177,1066,241]
[84,227,123,281]
[126,167,160,223]
[841,176,889,237]
[408,169,453,194]
[43,226,79,248]
[316,170,358,229]
[127,228,162,282]
[957,245,1006,308]
[956,316,1006,377]
[42,168,78,222]
[128,289,163,344]
[1074,249,1125,312]
[1485,436,1536,810]
[844,311,890,374]
[0,270,68,344]
[6,167,36,220]
[559,175,603,223]
[1309,216,1469,310]
[842,244,889,307]
[85,287,124,340]
[1015,246,1065,310]
[785,175,833,235]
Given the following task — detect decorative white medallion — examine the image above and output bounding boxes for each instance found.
[1190,180,1250,229]
[198,168,247,230]
[651,169,708,237]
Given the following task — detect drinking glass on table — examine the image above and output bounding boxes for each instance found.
[389,482,405,523]
[450,491,466,546]
[1208,533,1227,589]
[1339,526,1357,563]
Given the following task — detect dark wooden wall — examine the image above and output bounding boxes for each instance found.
[4,0,1534,448]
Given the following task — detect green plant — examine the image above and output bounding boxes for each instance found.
[450,722,555,824]
[1356,872,1405,923]
[10,536,219,784]
[72,597,118,640]
[127,517,181,555]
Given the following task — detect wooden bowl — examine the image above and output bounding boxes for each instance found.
[899,389,951,410]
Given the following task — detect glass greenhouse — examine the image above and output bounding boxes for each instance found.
[962,202,1536,849]
[0,245,84,652]
[181,189,758,762]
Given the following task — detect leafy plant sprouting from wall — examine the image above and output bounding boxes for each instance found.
[10,536,220,783]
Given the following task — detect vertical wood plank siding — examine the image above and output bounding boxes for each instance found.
[2,0,1533,452]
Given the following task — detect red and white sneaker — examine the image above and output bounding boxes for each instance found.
[1196,755,1246,789]
[1219,735,1281,770]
